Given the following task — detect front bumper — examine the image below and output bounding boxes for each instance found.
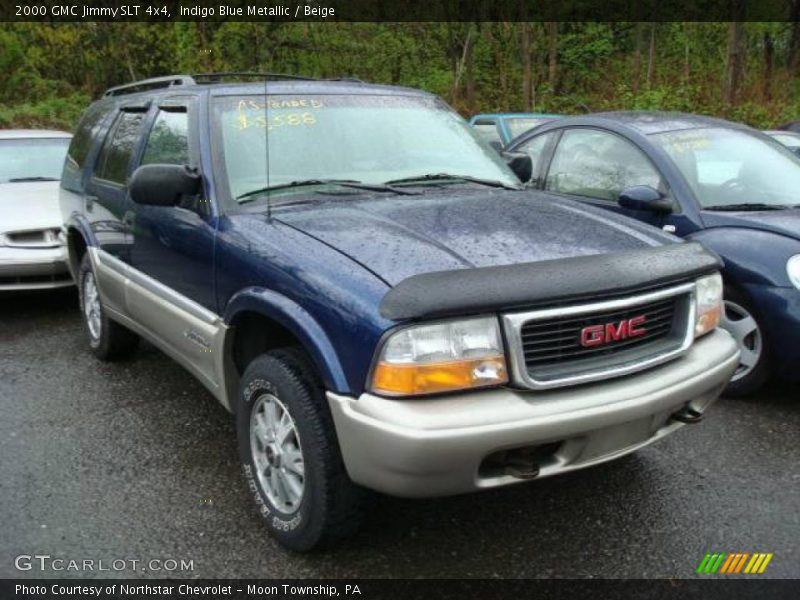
[0,245,73,290]
[328,329,739,497]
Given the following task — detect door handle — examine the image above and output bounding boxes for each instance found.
[85,195,98,212]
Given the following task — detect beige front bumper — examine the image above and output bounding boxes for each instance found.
[328,329,739,497]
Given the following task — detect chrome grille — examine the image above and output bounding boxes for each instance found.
[502,282,696,390]
[521,296,678,367]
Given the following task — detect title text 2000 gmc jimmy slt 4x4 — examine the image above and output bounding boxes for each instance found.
[61,74,739,551]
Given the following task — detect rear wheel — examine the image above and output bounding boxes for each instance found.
[78,253,139,360]
[237,349,366,551]
[720,286,769,396]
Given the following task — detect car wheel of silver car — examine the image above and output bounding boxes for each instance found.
[78,253,139,361]
[237,348,366,552]
[720,287,769,397]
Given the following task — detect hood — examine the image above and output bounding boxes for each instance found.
[0,181,62,234]
[701,208,800,241]
[276,188,677,285]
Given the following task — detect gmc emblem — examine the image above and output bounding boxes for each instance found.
[580,315,648,347]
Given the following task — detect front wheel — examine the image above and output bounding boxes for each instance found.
[237,349,366,551]
[720,287,769,397]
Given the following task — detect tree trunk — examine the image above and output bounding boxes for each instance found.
[547,22,558,93]
[521,24,533,111]
[763,30,774,101]
[683,24,691,82]
[465,24,476,112]
[632,23,643,96]
[646,23,656,88]
[724,21,745,106]
[451,25,473,109]
[789,2,800,72]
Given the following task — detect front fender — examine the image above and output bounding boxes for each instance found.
[223,287,349,393]
[65,213,98,246]
[687,227,800,288]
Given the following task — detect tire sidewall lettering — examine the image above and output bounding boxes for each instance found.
[241,376,304,532]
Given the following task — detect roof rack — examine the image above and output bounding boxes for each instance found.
[192,72,318,83]
[103,75,196,97]
[103,72,364,97]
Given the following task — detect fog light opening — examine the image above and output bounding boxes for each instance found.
[479,442,564,480]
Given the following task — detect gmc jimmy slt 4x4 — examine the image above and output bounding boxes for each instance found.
[61,74,739,551]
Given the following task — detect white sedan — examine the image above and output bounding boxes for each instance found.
[0,129,72,291]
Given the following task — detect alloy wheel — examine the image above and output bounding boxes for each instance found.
[249,393,305,514]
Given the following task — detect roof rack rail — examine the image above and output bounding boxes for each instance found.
[191,72,318,82]
[103,75,196,97]
[103,72,366,98]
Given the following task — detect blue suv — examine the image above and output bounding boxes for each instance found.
[61,75,738,551]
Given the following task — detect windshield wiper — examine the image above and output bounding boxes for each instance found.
[236,179,416,203]
[704,203,789,212]
[8,176,59,182]
[384,173,521,190]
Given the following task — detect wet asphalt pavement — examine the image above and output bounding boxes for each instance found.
[1,288,798,579]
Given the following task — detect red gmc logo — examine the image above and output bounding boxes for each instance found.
[580,315,648,347]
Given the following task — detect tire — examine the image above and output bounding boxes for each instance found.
[78,253,139,361]
[720,286,769,397]
[237,348,366,551]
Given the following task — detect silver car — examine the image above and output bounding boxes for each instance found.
[0,129,73,290]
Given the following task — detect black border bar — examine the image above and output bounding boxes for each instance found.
[2,0,799,22]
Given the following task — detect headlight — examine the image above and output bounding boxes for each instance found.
[787,254,800,290]
[694,272,723,338]
[370,316,508,396]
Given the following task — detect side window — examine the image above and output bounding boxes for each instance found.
[95,111,146,185]
[473,119,501,145]
[141,109,189,166]
[515,131,555,185]
[61,103,110,192]
[545,129,662,201]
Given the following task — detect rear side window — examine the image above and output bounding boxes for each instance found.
[61,103,110,192]
[141,110,189,165]
[95,111,146,184]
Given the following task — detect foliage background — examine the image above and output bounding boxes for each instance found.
[1,22,799,131]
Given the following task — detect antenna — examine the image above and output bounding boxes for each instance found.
[265,75,271,221]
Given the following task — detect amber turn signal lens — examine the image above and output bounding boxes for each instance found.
[371,356,508,396]
[695,304,721,338]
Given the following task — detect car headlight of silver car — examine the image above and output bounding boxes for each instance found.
[694,272,724,338]
[787,254,800,290]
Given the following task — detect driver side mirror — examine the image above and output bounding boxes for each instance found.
[618,185,673,213]
[129,164,201,207]
[502,151,533,183]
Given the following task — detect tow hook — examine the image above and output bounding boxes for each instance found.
[505,462,540,480]
[671,405,704,424]
[503,453,542,479]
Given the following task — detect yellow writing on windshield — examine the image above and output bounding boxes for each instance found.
[235,100,321,131]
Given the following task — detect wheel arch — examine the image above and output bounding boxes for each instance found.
[222,288,350,411]
[64,215,97,280]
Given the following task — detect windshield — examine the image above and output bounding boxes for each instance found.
[506,117,550,138]
[212,94,518,204]
[0,137,70,183]
[652,127,800,209]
